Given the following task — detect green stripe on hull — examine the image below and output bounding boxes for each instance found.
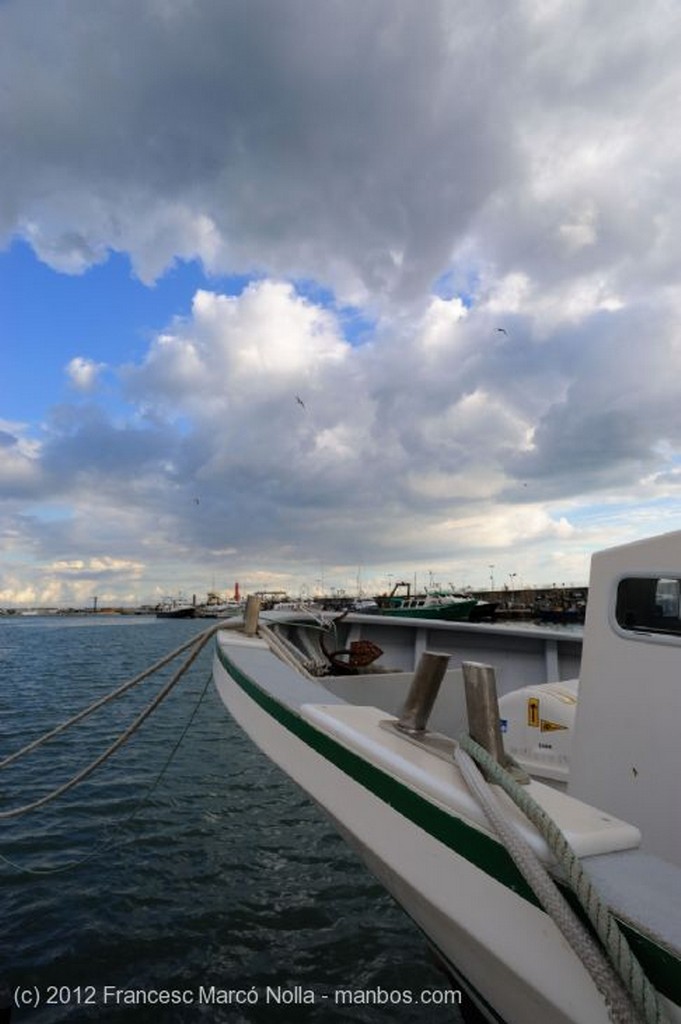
[216,644,680,1006]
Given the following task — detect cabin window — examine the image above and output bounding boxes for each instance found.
[616,577,681,635]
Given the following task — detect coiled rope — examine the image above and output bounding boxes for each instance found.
[456,735,668,1024]
[0,622,222,820]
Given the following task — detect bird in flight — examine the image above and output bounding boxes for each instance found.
[495,327,508,336]
[295,395,306,409]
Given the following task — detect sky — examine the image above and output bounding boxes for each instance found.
[3,0,681,607]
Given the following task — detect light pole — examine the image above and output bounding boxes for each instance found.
[488,565,495,591]
[508,572,517,607]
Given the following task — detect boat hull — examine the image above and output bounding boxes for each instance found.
[212,640,647,1024]
[155,607,196,619]
[377,600,477,621]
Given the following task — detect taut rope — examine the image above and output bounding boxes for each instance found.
[0,623,222,819]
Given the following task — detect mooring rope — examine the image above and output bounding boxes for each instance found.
[0,625,220,771]
[258,623,318,679]
[0,669,215,875]
[0,623,221,820]
[456,735,668,1024]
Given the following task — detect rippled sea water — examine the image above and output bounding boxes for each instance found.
[1,617,464,1023]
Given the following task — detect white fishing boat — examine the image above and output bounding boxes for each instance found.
[212,531,681,1024]
[195,598,244,619]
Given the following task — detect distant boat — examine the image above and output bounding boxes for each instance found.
[194,590,244,618]
[195,600,243,619]
[466,598,498,622]
[155,599,196,619]
[536,605,586,625]
[375,581,478,621]
[213,530,681,1023]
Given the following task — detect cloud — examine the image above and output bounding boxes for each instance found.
[0,0,520,303]
[55,287,681,558]
[0,422,44,498]
[1,274,679,598]
[125,281,349,416]
[46,556,145,579]
[4,268,681,603]
[0,430,18,448]
[66,356,106,392]
[3,2,681,602]
[3,0,679,313]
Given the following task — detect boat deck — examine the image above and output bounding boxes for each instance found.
[214,616,681,1016]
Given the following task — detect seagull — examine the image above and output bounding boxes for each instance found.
[495,327,508,336]
[295,395,306,409]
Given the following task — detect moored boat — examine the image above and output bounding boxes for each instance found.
[155,598,196,619]
[375,581,478,621]
[212,531,681,1024]
[536,605,586,625]
[195,592,244,618]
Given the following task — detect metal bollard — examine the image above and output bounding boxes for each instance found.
[397,651,450,734]
[243,595,262,636]
[462,661,506,765]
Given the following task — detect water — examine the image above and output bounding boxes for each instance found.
[1,617,463,1023]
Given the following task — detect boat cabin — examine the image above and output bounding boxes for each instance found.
[568,530,681,865]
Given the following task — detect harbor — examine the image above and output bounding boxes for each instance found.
[0,583,588,624]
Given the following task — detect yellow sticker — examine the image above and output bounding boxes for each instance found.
[527,697,540,727]
[541,720,568,732]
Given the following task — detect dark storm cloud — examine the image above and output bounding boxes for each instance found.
[0,0,520,298]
